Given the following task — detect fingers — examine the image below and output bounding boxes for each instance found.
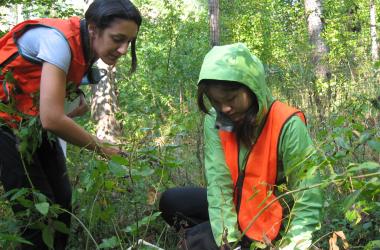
[76,95,89,114]
[66,100,88,118]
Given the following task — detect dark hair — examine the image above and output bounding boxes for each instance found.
[198,80,260,148]
[85,0,142,73]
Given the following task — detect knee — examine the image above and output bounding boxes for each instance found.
[159,188,175,214]
[159,188,183,226]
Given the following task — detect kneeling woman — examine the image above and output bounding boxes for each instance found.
[160,43,323,250]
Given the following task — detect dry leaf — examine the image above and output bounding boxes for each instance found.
[147,187,157,205]
[329,233,339,250]
[352,130,360,138]
[329,231,349,250]
[334,231,349,249]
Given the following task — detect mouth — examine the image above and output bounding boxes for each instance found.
[229,113,244,122]
[109,55,119,61]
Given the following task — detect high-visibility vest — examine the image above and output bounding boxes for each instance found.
[219,100,306,242]
[0,17,89,126]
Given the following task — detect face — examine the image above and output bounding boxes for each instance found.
[90,18,139,65]
[207,85,254,123]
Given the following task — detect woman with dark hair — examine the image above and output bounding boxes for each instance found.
[159,43,323,250]
[0,0,142,249]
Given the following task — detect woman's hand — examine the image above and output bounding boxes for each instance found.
[67,93,89,118]
[94,137,128,158]
[99,144,121,158]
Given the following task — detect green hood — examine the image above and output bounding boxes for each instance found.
[198,43,274,123]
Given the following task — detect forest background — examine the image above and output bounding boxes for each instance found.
[0,0,379,249]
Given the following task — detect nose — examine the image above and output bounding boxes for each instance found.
[117,42,129,55]
[220,104,232,114]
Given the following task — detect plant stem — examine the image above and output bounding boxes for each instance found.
[58,207,99,249]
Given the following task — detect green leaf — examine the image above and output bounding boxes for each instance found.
[42,226,54,249]
[368,140,380,152]
[364,240,380,250]
[134,168,155,177]
[0,233,33,245]
[52,220,70,234]
[250,241,267,249]
[342,189,363,210]
[0,102,16,114]
[123,212,161,236]
[104,180,115,190]
[336,137,350,150]
[374,60,380,69]
[33,191,48,203]
[359,132,372,144]
[108,161,128,177]
[345,208,361,224]
[332,116,345,127]
[17,197,33,208]
[334,150,346,159]
[348,162,380,173]
[99,236,119,249]
[362,222,373,230]
[30,222,45,230]
[35,202,50,216]
[110,154,129,165]
[10,188,28,201]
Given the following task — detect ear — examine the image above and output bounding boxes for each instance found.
[88,23,97,37]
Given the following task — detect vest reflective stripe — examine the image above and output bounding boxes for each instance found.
[219,101,306,242]
[0,17,88,125]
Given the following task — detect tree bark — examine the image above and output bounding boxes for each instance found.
[304,0,331,119]
[208,0,220,46]
[304,0,330,81]
[91,61,122,143]
[370,0,379,62]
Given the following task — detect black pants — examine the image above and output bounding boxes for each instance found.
[159,187,252,250]
[0,126,72,250]
[159,187,219,250]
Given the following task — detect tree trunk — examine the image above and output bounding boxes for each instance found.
[304,0,331,119]
[304,0,330,81]
[370,0,379,62]
[208,0,220,46]
[91,61,122,143]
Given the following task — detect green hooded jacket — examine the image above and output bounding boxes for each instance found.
[198,43,323,249]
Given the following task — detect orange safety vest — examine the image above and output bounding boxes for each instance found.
[0,17,89,126]
[219,101,306,242]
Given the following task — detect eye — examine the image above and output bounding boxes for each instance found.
[112,37,124,43]
[226,95,236,102]
[209,99,220,109]
[112,35,128,43]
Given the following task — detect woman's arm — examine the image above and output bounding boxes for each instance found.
[39,62,119,157]
[204,111,241,246]
[279,116,324,249]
